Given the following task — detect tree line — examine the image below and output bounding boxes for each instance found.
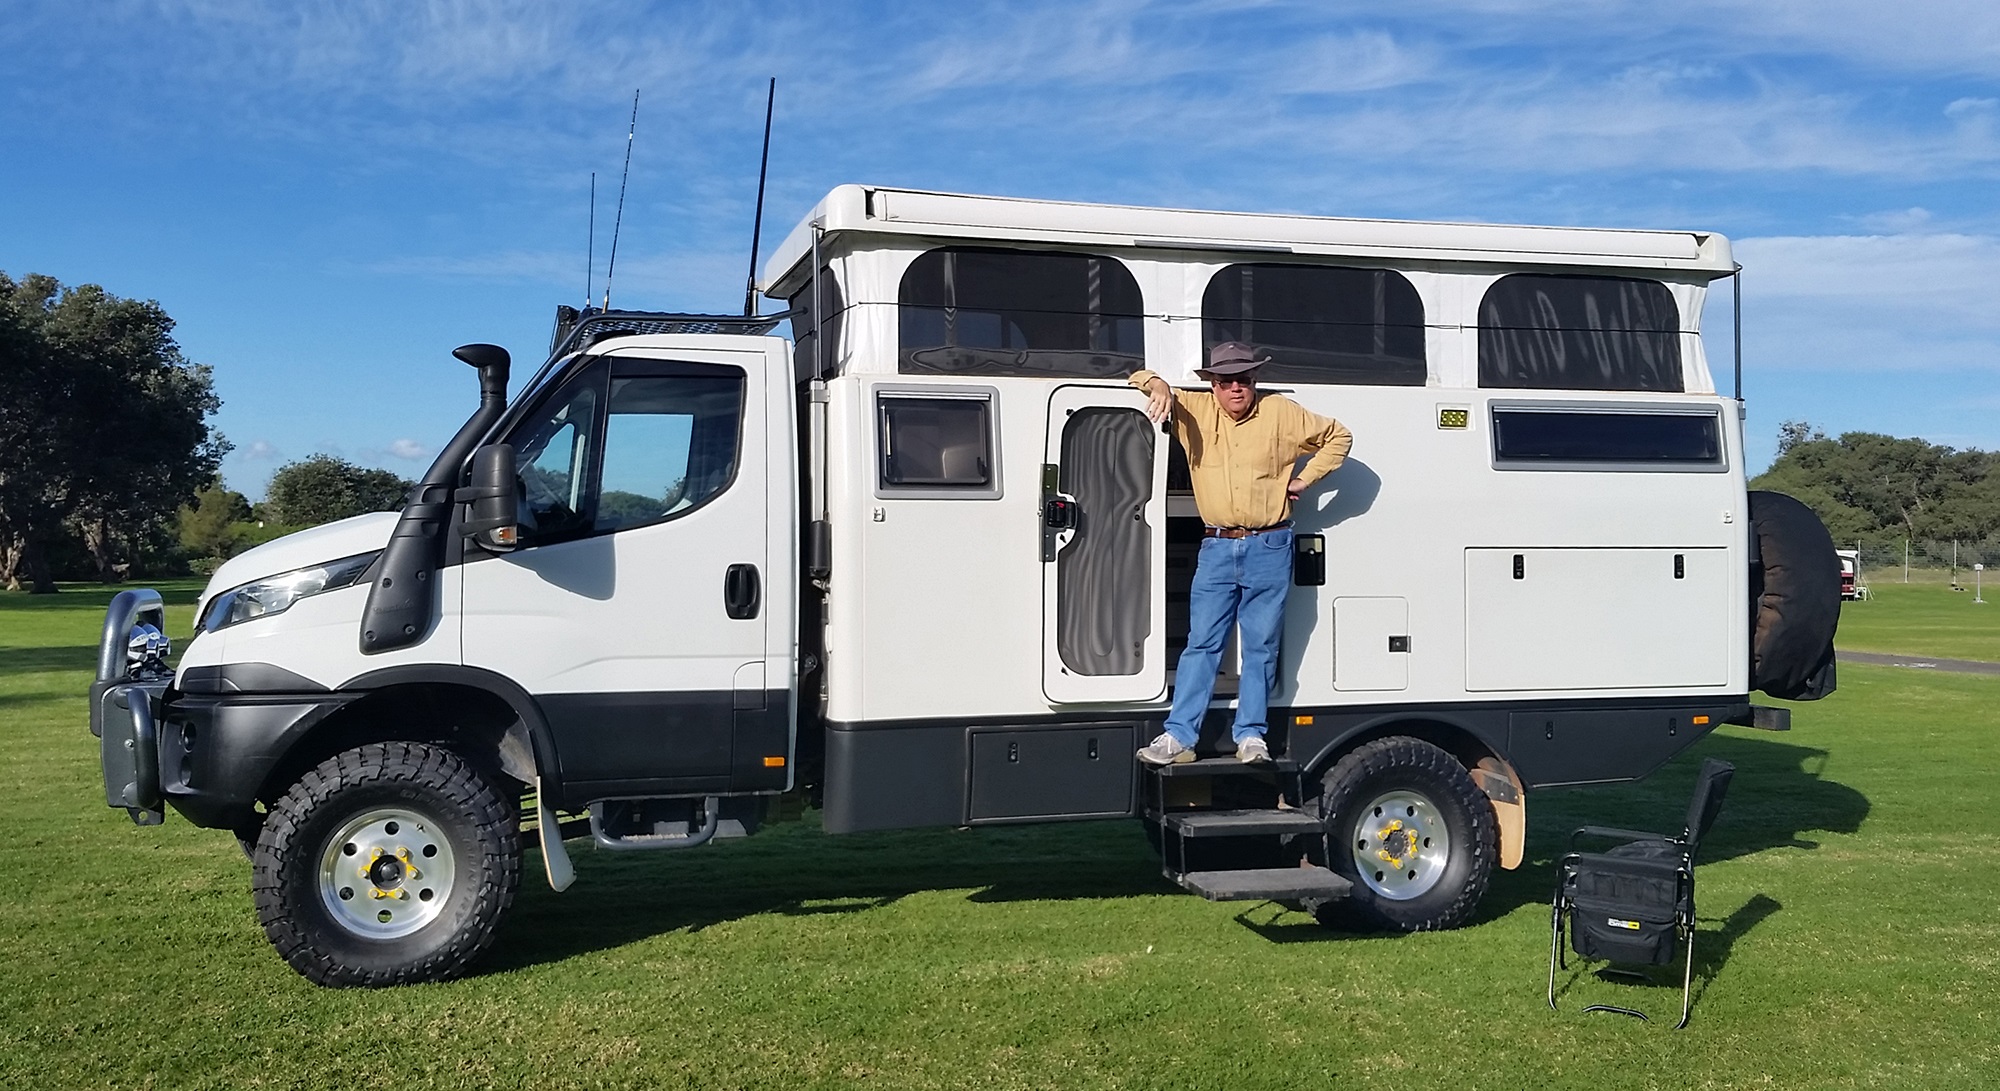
[1752,421,2000,561]
[2,272,411,592]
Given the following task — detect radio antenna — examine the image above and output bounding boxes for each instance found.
[743,78,776,317]
[583,171,596,309]
[602,89,639,311]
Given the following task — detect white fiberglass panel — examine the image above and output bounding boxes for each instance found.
[1464,547,1731,692]
[1333,597,1409,692]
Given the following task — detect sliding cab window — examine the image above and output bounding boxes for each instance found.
[1491,405,1724,471]
[1202,263,1426,385]
[508,358,747,544]
[1479,274,1684,391]
[898,247,1144,378]
[875,387,1001,499]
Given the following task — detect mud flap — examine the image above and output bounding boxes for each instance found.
[1471,758,1525,870]
[535,776,575,892]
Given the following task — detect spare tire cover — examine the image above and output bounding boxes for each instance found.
[1749,490,1841,700]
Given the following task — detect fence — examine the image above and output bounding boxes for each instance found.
[1847,539,1998,583]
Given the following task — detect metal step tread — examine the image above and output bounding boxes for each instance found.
[1161,808,1325,838]
[1148,756,1299,778]
[1179,866,1352,903]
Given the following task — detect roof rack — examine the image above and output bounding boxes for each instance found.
[547,306,785,360]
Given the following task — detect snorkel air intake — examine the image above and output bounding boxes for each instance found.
[358,344,510,654]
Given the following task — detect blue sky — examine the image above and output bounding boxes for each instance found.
[5,1,1998,496]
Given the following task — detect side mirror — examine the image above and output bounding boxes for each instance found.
[459,444,521,552]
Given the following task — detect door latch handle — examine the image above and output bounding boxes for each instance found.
[724,563,761,620]
[1044,497,1078,530]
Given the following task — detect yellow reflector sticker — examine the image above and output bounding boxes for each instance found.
[1608,917,1642,930]
[763,756,786,768]
[1692,715,1710,725]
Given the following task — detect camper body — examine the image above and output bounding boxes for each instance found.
[91,186,1822,986]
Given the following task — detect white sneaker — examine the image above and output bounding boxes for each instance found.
[1235,736,1272,764]
[1137,733,1196,765]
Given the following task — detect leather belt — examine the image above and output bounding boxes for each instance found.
[1202,522,1292,539]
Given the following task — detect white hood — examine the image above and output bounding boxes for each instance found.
[199,512,398,615]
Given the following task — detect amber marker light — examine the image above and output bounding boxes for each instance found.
[1692,715,1710,725]
[763,756,786,767]
[1294,715,1314,726]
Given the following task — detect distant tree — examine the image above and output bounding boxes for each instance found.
[1775,419,1826,457]
[263,455,412,528]
[0,272,225,591]
[1753,427,2000,546]
[178,484,254,560]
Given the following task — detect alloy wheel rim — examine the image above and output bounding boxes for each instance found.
[1350,790,1451,900]
[317,807,456,939]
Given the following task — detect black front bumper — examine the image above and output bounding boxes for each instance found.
[91,588,356,831]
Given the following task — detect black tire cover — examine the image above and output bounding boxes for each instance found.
[1748,490,1841,700]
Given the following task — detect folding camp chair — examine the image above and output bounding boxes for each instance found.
[1548,757,1735,1028]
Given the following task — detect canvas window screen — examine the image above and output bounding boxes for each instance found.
[898,247,1145,378]
[1201,263,1426,385]
[1479,274,1683,391]
[1056,407,1154,676]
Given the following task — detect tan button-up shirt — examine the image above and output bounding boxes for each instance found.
[1130,369,1353,529]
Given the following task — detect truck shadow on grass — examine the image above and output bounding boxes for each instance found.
[487,820,1180,972]
[485,732,1864,974]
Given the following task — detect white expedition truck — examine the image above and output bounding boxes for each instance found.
[90,186,1841,986]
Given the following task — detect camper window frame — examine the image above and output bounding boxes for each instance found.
[872,383,1004,500]
[1488,400,1728,473]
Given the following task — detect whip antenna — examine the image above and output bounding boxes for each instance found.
[583,171,596,309]
[743,77,776,317]
[602,89,639,311]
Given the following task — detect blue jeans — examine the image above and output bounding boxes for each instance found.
[1162,527,1292,748]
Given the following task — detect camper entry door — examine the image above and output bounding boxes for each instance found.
[1040,385,1168,704]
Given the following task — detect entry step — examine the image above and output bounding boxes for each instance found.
[1161,809,1324,839]
[1149,756,1299,777]
[1179,866,1352,902]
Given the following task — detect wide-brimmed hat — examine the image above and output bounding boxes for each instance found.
[1197,341,1269,378]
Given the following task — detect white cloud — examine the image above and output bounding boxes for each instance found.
[1734,232,2000,371]
[243,439,279,460]
[386,438,428,460]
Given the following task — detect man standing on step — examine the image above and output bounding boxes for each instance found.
[1132,342,1352,766]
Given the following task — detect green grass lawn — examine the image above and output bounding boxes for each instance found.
[3,584,1997,1089]
[1834,569,2000,662]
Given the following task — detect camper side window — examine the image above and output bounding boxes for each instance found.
[1491,405,1724,471]
[875,389,1001,499]
[1200,263,1426,385]
[1478,274,1684,391]
[898,247,1144,379]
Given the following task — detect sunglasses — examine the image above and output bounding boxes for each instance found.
[1209,375,1258,388]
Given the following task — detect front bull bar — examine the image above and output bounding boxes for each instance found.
[89,588,170,826]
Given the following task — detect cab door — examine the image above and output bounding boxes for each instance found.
[461,340,795,798]
[1041,384,1168,704]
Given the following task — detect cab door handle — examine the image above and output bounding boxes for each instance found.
[724,564,761,620]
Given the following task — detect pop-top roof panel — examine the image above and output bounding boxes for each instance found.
[764,185,1734,295]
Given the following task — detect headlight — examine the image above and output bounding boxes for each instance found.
[200,552,378,633]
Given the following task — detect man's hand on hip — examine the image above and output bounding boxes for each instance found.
[1144,377,1174,424]
[1286,477,1309,502]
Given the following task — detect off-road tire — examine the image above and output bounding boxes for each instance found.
[252,742,519,987]
[1311,736,1495,932]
